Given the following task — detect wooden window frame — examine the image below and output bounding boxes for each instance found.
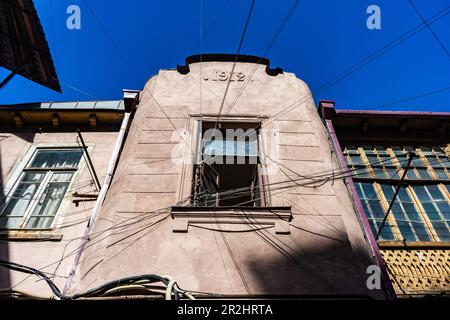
[344,144,450,243]
[0,144,88,238]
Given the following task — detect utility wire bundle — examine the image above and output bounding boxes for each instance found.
[0,258,194,300]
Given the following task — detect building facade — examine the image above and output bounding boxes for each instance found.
[3,54,447,299]
[319,101,450,298]
[72,55,386,299]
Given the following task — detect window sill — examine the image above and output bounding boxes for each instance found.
[170,206,292,234]
[0,230,62,241]
[378,241,450,249]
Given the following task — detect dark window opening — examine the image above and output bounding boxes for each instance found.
[192,121,263,207]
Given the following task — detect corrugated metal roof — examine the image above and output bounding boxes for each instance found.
[0,100,125,111]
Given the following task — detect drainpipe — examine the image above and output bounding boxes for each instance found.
[318,100,396,300]
[63,90,139,294]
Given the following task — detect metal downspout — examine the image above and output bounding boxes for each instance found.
[63,110,132,294]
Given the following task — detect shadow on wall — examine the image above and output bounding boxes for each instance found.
[0,133,36,290]
[245,236,372,297]
[222,214,383,298]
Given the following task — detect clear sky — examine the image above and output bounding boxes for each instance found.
[0,0,449,112]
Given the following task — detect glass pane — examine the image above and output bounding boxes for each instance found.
[50,172,74,182]
[0,173,44,229]
[368,200,385,218]
[397,188,411,202]
[386,168,399,179]
[366,154,378,165]
[426,156,441,168]
[412,222,430,241]
[405,170,418,179]
[362,183,377,199]
[380,155,395,166]
[413,186,430,202]
[204,139,257,157]
[355,182,364,198]
[427,185,445,200]
[422,203,440,221]
[411,158,424,167]
[353,166,370,178]
[371,219,395,240]
[373,167,387,179]
[29,149,82,169]
[381,184,394,199]
[402,203,420,221]
[391,203,407,221]
[432,221,450,241]
[22,172,45,182]
[344,154,352,166]
[437,202,450,220]
[350,154,363,166]
[26,174,72,229]
[0,217,23,229]
[397,221,416,241]
[439,157,450,169]
[435,169,448,180]
[417,168,431,179]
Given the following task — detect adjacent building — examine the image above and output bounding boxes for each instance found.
[319,101,449,298]
[0,99,127,298]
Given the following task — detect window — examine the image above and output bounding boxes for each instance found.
[192,121,263,207]
[345,144,450,242]
[381,185,429,241]
[0,148,83,230]
[355,182,395,240]
[412,185,450,241]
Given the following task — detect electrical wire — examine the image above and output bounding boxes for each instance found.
[407,0,450,58]
[190,0,232,54]
[0,258,186,300]
[221,4,450,144]
[223,0,301,117]
[213,0,256,130]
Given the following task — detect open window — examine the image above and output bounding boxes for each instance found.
[192,121,264,207]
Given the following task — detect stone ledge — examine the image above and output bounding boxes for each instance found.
[171,206,292,234]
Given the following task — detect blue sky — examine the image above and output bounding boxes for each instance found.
[0,0,449,111]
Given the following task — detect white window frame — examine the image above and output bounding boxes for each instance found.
[0,144,88,232]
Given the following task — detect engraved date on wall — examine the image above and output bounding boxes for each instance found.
[204,71,248,82]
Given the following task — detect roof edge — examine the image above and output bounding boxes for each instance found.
[176,53,283,76]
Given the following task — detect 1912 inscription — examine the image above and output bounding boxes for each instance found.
[204,71,247,82]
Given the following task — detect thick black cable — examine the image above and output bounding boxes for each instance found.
[0,258,179,300]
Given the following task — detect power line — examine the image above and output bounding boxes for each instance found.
[266,4,450,126]
[357,84,450,110]
[213,4,450,155]
[82,0,193,155]
[190,0,232,54]
[214,0,256,128]
[223,0,301,117]
[407,0,450,58]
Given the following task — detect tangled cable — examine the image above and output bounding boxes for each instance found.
[0,258,194,300]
